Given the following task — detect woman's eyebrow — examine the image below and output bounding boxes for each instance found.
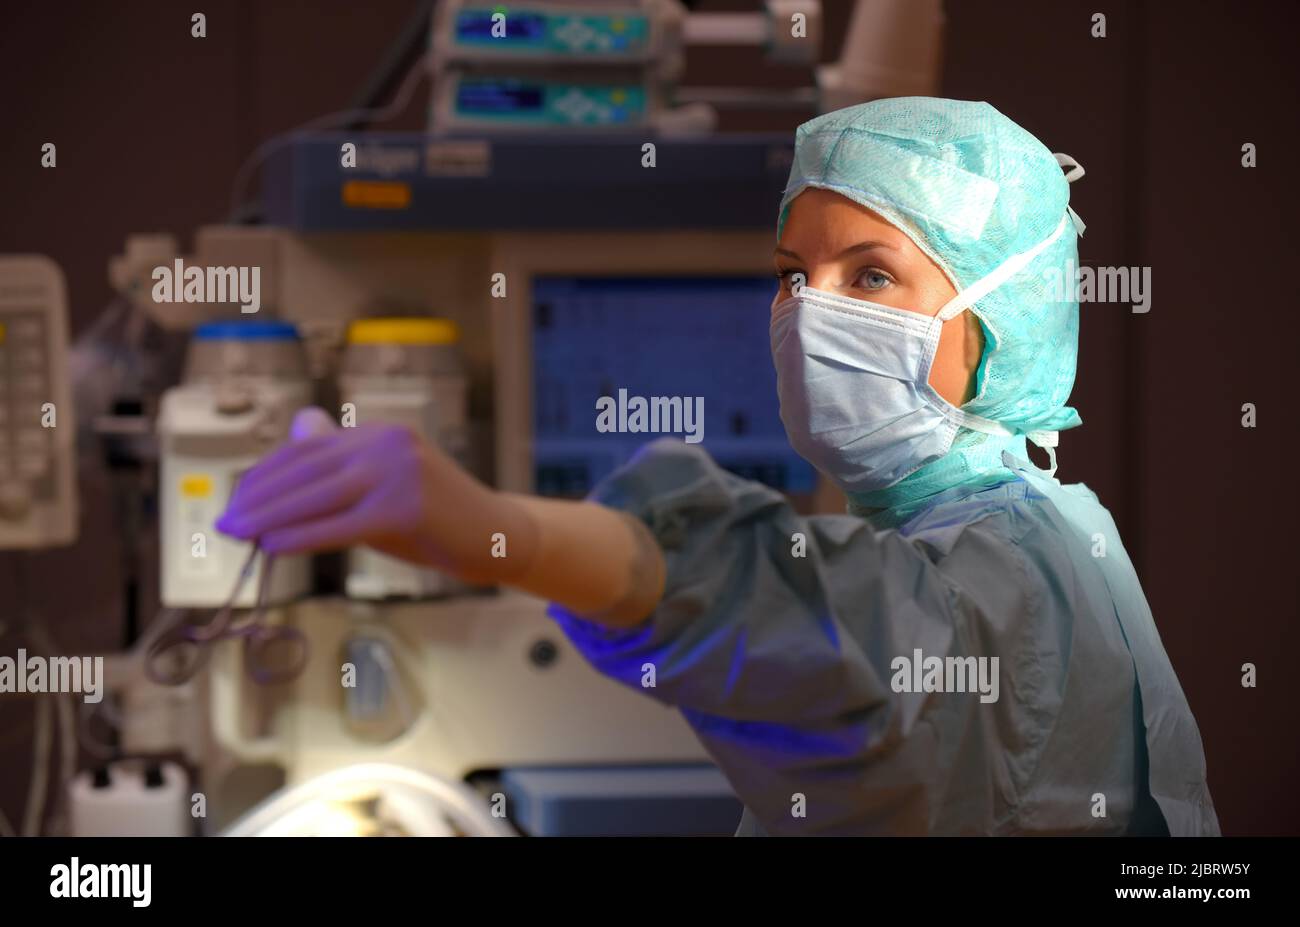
[774,240,900,262]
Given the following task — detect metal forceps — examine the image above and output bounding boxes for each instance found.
[144,545,309,686]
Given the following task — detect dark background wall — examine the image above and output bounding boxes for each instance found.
[1,0,1296,835]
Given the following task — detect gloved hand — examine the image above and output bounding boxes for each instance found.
[216,407,531,583]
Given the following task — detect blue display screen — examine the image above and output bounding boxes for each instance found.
[456,12,547,42]
[531,277,816,497]
[457,79,545,114]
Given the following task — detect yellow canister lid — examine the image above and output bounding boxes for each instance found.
[347,317,460,345]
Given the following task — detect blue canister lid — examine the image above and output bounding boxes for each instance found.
[194,320,299,341]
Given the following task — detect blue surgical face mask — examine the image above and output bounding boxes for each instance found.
[770,286,1011,495]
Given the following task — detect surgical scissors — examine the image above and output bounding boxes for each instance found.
[144,545,308,686]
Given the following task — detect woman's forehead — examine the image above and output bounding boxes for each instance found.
[779,188,914,253]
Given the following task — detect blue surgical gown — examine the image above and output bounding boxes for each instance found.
[549,439,1219,836]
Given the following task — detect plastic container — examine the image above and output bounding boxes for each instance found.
[339,317,468,599]
[158,320,313,607]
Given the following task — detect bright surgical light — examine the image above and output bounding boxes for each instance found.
[220,763,515,837]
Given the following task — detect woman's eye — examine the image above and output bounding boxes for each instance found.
[856,270,892,291]
[774,269,806,292]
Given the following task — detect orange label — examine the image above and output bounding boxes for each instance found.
[342,180,412,210]
[180,474,213,498]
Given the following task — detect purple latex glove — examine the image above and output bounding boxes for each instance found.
[217,407,444,562]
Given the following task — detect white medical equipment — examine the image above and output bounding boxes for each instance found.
[157,320,313,608]
[69,760,191,837]
[429,0,693,133]
[428,0,943,134]
[339,317,469,599]
[106,226,813,832]
[817,0,945,112]
[0,255,78,548]
[197,590,712,832]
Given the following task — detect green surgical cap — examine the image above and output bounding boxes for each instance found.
[779,97,1084,439]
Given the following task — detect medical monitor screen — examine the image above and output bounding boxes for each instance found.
[531,276,816,498]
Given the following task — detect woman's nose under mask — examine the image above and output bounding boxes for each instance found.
[770,286,1001,493]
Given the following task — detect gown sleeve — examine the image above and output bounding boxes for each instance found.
[548,438,1043,835]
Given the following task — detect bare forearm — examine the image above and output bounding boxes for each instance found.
[405,447,665,627]
[498,495,666,627]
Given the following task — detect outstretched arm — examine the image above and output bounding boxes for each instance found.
[217,410,665,627]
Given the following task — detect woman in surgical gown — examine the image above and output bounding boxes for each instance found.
[218,98,1219,836]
